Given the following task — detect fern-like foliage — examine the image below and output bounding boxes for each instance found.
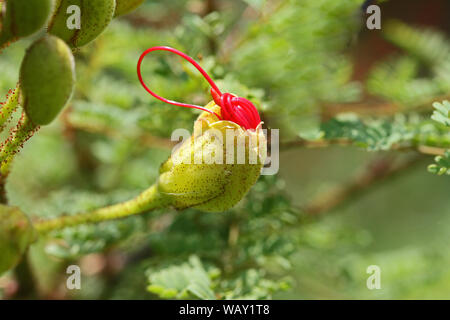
[366,56,441,107]
[320,113,450,152]
[321,115,411,151]
[428,151,450,176]
[428,101,450,176]
[147,255,217,300]
[367,21,450,108]
[232,0,363,135]
[3,0,450,301]
[431,100,450,127]
[384,20,450,66]
[146,255,290,300]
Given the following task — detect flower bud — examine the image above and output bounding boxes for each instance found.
[157,102,267,212]
[114,0,144,17]
[20,35,75,125]
[0,205,37,275]
[48,0,116,48]
[0,0,53,47]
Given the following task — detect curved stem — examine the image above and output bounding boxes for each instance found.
[34,184,169,234]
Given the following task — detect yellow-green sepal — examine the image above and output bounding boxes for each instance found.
[0,205,37,276]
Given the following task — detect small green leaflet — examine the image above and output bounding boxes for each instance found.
[431,100,450,127]
[147,255,216,300]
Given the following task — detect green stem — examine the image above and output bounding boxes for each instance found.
[0,111,37,203]
[0,111,38,165]
[0,85,20,132]
[34,184,169,234]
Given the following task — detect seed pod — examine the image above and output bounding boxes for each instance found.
[48,0,116,48]
[157,102,267,212]
[114,0,144,17]
[0,205,37,275]
[0,0,53,47]
[20,35,75,125]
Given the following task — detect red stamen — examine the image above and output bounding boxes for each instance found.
[137,46,261,130]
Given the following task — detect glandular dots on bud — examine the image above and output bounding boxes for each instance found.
[48,0,116,48]
[20,35,75,125]
[114,0,144,17]
[158,103,267,212]
[0,0,53,48]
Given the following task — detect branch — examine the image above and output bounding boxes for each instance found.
[279,138,447,156]
[321,94,450,120]
[303,155,424,215]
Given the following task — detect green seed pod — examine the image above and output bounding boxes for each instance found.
[114,0,144,17]
[48,0,116,48]
[0,205,37,275]
[157,102,267,212]
[20,35,75,126]
[0,0,53,47]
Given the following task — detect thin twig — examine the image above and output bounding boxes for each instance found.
[303,155,424,215]
[321,94,450,120]
[279,138,447,156]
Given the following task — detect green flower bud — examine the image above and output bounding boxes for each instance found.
[0,205,37,275]
[157,102,267,212]
[32,103,266,234]
[20,35,75,125]
[48,0,116,48]
[114,0,144,17]
[0,0,53,47]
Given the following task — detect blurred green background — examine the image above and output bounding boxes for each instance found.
[0,0,450,299]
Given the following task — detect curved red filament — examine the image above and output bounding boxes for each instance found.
[137,46,261,130]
